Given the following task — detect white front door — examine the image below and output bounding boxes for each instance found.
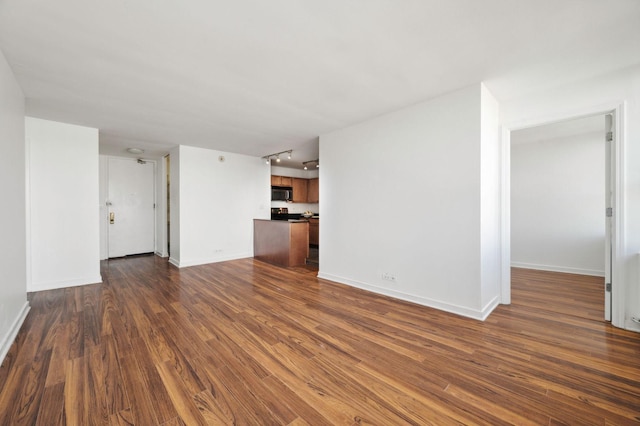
[107,158,155,258]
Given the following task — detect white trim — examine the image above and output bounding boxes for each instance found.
[0,302,30,366]
[611,103,626,328]
[500,126,511,304]
[511,262,604,277]
[169,252,252,268]
[25,134,32,289]
[317,272,499,321]
[29,275,102,292]
[158,155,169,258]
[500,101,626,328]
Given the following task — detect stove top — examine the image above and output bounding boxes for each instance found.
[271,207,289,221]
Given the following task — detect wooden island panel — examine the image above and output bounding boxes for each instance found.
[254,219,309,267]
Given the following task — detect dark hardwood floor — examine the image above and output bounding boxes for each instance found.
[1,257,639,425]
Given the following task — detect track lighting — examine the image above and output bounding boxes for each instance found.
[262,149,293,164]
[302,159,319,170]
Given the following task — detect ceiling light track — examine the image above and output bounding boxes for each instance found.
[302,159,319,170]
[262,149,292,164]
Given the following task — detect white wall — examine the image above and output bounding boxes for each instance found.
[26,117,101,291]
[511,131,605,276]
[501,64,640,331]
[0,49,29,364]
[99,155,109,259]
[170,145,270,267]
[319,84,501,320]
[271,165,319,179]
[480,85,502,309]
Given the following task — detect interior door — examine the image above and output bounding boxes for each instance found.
[107,158,155,258]
[604,113,613,321]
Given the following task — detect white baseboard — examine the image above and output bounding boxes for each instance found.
[28,274,103,292]
[168,252,251,268]
[316,272,498,321]
[480,296,501,321]
[0,301,30,366]
[624,318,640,333]
[511,262,604,277]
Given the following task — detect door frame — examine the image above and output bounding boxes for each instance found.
[500,102,625,327]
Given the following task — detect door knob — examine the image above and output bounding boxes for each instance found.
[109,212,115,224]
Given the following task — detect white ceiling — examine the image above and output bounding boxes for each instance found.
[1,1,639,167]
[511,114,605,145]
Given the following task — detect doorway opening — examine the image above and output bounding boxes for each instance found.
[501,104,623,327]
[510,113,608,321]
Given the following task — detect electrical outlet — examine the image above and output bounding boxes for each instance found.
[214,249,223,254]
[381,272,397,282]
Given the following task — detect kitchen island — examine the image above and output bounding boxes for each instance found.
[253,219,309,267]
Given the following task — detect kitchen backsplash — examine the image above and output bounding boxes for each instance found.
[271,200,319,213]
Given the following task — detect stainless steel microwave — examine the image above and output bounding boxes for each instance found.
[271,186,293,202]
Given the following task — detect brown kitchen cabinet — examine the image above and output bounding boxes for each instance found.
[271,175,319,203]
[307,178,319,203]
[271,175,292,186]
[292,178,308,203]
[308,218,319,246]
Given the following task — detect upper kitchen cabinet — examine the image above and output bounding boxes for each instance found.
[292,178,308,203]
[271,174,319,203]
[307,178,319,203]
[271,175,293,187]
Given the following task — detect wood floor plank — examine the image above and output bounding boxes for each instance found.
[127,336,178,424]
[45,319,72,386]
[118,354,160,426]
[1,256,640,424]
[262,375,336,426]
[86,339,129,423]
[0,348,51,425]
[36,382,66,426]
[63,356,86,425]
[191,389,236,425]
[155,360,208,426]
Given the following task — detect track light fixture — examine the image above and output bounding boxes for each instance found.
[262,149,293,164]
[302,159,319,170]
